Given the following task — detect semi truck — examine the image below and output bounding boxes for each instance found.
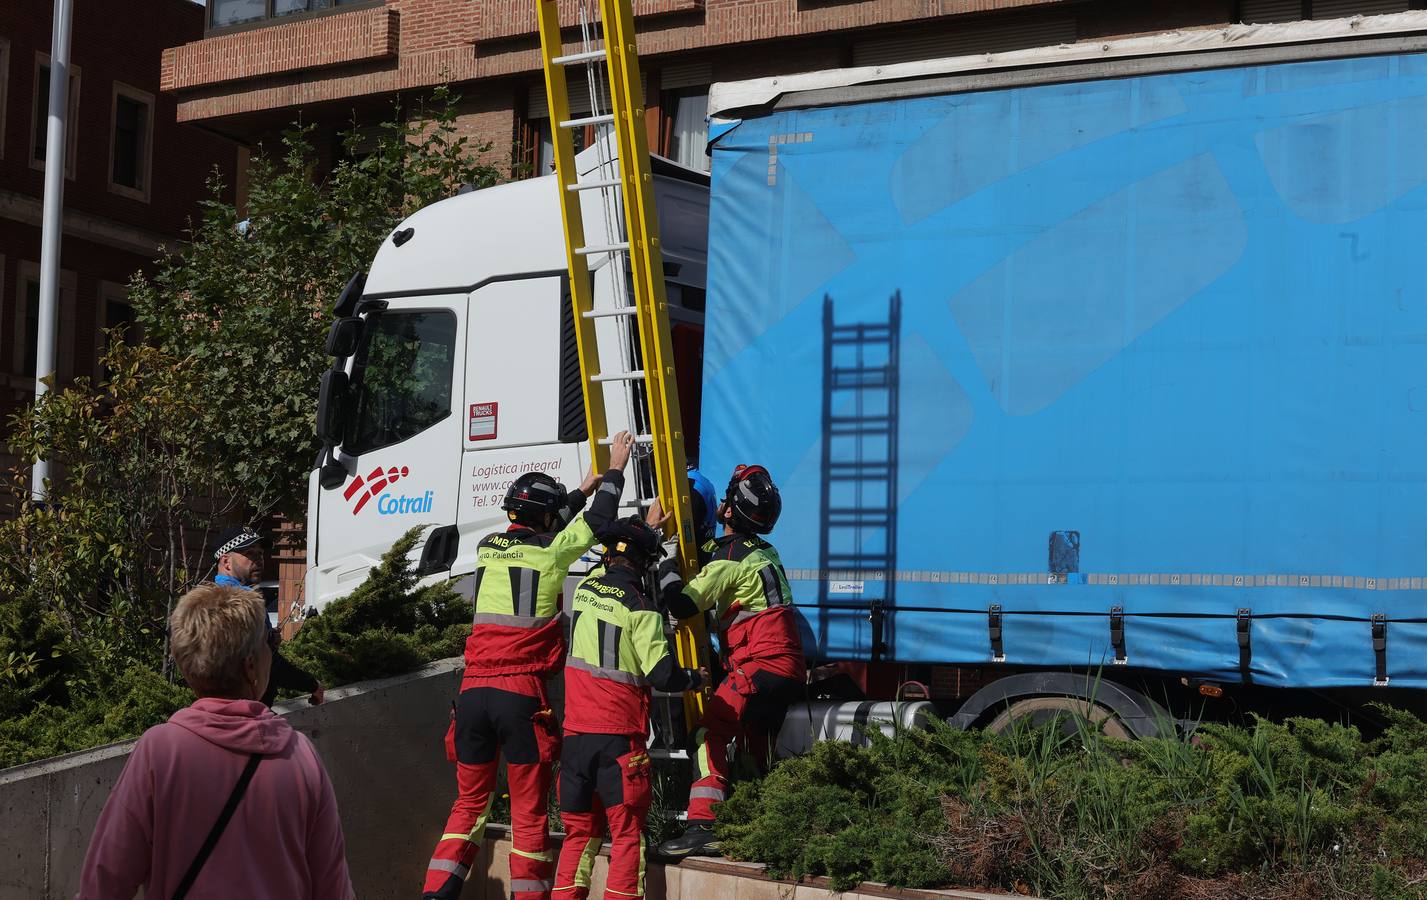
[309,12,1427,738]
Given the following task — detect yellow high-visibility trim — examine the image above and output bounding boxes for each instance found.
[441,791,494,846]
[575,836,603,887]
[637,832,647,896]
[693,727,713,780]
[511,847,555,862]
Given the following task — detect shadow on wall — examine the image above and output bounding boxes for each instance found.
[817,292,902,662]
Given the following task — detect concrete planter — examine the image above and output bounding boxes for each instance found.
[472,825,1025,900]
[0,658,465,899]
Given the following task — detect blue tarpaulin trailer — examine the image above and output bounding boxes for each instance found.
[699,15,1427,691]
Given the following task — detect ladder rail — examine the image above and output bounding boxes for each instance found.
[536,1,611,474]
[538,0,710,727]
[596,0,709,728]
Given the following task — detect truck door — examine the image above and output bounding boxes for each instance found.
[308,296,466,609]
[452,275,589,586]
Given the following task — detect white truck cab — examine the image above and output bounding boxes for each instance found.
[305,148,709,611]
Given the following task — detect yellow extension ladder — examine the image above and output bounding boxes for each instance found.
[536,0,710,729]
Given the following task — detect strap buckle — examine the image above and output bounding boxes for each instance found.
[1110,606,1127,665]
[1236,608,1252,685]
[988,604,1005,663]
[1372,614,1389,687]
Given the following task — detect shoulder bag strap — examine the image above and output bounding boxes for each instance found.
[171,752,264,900]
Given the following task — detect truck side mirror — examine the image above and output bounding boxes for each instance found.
[326,317,361,359]
[332,272,366,318]
[316,369,349,447]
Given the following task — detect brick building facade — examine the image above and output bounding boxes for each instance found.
[0,0,238,437]
[163,0,1424,185]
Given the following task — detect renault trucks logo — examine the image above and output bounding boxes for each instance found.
[343,465,434,516]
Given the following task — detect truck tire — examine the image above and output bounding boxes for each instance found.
[983,696,1134,741]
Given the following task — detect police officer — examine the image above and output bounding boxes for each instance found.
[211,526,323,707]
[553,516,707,900]
[423,433,635,900]
[654,465,807,859]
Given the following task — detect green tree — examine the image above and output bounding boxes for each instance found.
[130,85,504,519]
[0,87,502,761]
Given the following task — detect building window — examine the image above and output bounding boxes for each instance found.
[663,88,710,173]
[17,263,75,382]
[97,282,138,378]
[516,116,554,178]
[209,0,378,33]
[30,55,81,178]
[0,39,10,161]
[109,84,154,201]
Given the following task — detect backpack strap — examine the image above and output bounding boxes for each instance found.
[171,752,264,900]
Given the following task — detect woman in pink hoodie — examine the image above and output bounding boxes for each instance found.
[78,584,355,900]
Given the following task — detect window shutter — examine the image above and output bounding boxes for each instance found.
[851,17,1077,69]
[660,59,712,90]
[1239,0,1305,23]
[1313,0,1409,18]
[528,73,647,119]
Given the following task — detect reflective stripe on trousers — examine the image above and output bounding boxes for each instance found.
[511,879,555,893]
[426,858,470,880]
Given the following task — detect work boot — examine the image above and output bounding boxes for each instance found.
[655,823,722,859]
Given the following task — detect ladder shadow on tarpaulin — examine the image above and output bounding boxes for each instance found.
[815,292,902,661]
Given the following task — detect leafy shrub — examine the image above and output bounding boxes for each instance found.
[0,666,193,768]
[714,707,1427,898]
[282,526,468,687]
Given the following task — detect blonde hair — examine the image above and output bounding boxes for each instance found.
[170,584,268,697]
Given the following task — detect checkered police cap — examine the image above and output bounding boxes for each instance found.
[213,526,263,561]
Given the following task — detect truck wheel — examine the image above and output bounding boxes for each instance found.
[983,697,1134,741]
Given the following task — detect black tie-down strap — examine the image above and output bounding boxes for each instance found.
[988,604,1005,663]
[1237,608,1252,685]
[1372,614,1389,687]
[868,600,886,662]
[1109,606,1126,665]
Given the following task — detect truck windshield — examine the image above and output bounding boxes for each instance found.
[343,309,457,455]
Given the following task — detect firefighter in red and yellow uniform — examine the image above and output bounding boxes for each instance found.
[423,433,635,900]
[655,465,807,859]
[554,516,707,900]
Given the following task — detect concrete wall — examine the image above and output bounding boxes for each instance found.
[0,658,463,900]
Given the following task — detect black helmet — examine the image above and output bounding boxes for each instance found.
[722,465,781,534]
[599,515,661,568]
[503,472,566,526]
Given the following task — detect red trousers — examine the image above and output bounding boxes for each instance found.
[686,659,804,822]
[425,680,560,900]
[553,733,652,900]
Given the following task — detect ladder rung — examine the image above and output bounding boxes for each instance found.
[568,177,622,192]
[576,242,631,256]
[552,48,607,65]
[561,113,615,129]
[598,433,655,445]
[591,370,645,383]
[582,307,638,319]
